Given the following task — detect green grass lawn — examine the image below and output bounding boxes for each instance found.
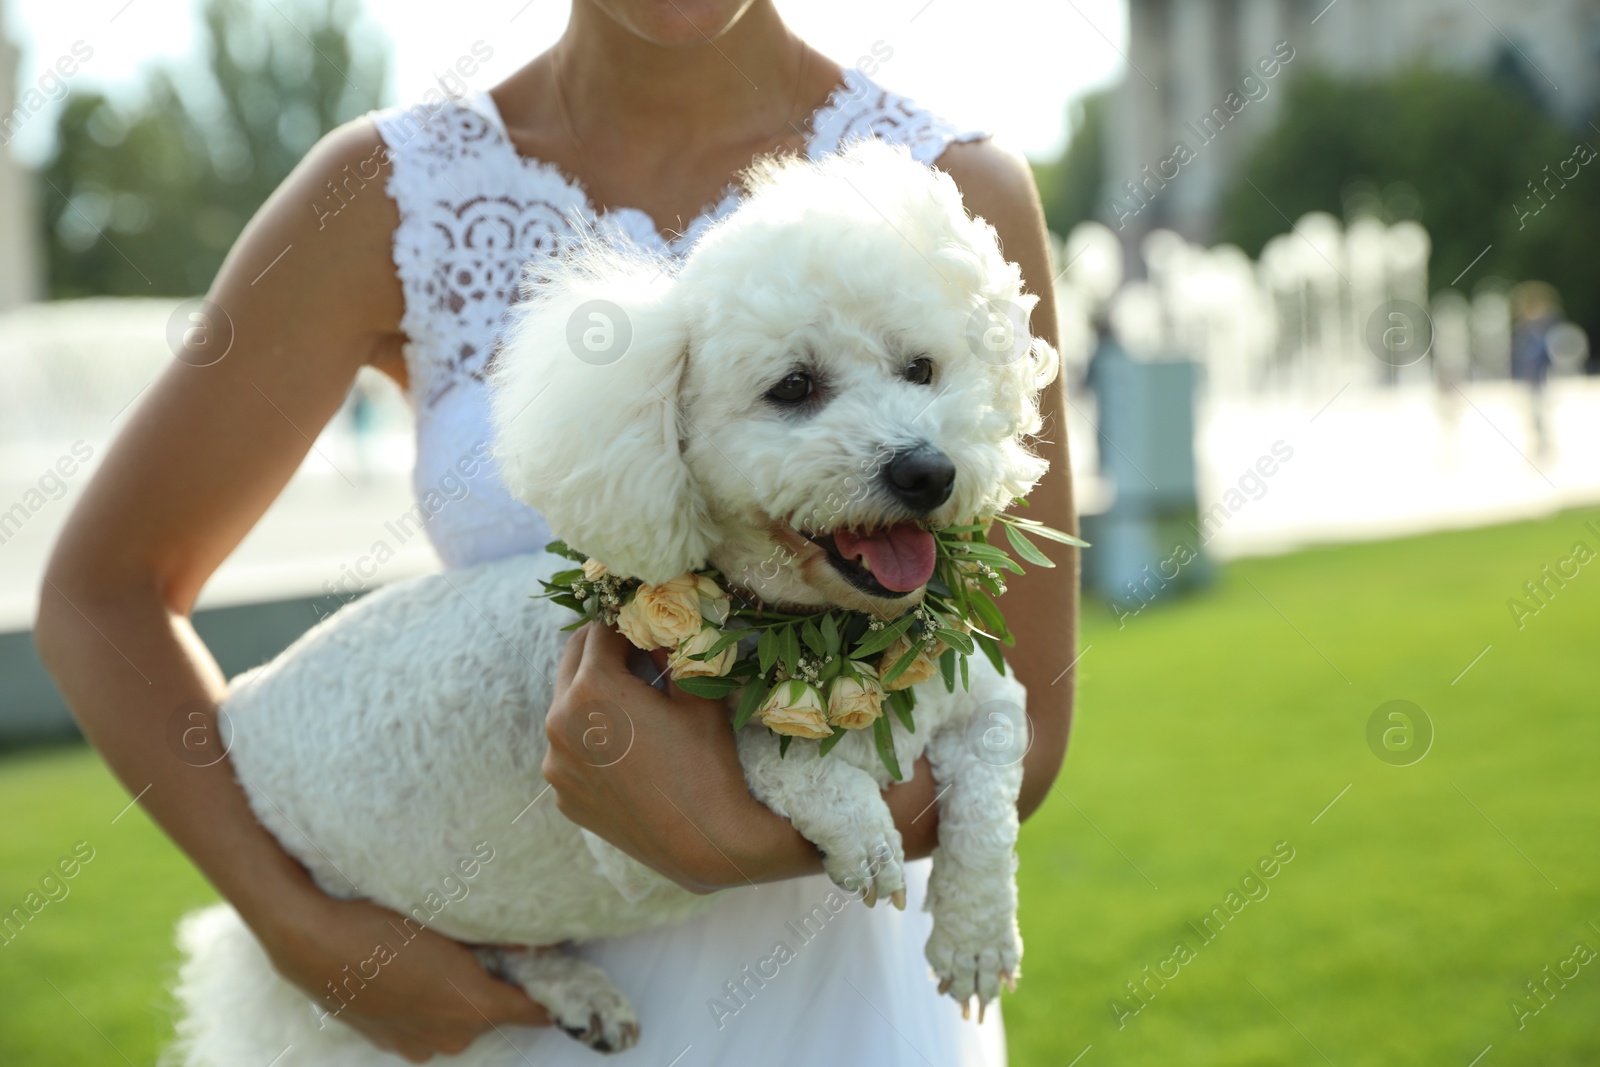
[4,508,1598,1065]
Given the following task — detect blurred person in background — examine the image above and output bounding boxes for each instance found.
[1510,280,1561,458]
[34,0,1077,1063]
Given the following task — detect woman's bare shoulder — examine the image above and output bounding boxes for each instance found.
[933,138,1057,339]
[934,139,1047,252]
[230,116,407,346]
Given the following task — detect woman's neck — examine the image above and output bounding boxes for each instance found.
[557,1,815,152]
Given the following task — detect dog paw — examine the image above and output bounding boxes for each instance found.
[818,824,906,909]
[923,872,1022,1015]
[547,982,639,1054]
[483,947,640,1053]
[925,921,1021,1015]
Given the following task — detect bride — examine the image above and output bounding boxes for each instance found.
[35,1,1078,1062]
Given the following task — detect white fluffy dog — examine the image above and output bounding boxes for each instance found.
[172,140,1058,1065]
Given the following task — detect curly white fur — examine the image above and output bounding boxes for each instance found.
[173,140,1054,1065]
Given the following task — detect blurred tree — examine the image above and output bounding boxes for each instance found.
[1033,88,1109,239]
[1218,68,1600,346]
[41,0,387,297]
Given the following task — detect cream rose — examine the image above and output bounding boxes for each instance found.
[668,624,736,680]
[757,680,832,739]
[615,573,704,650]
[695,574,732,627]
[827,665,884,730]
[878,633,940,692]
[581,558,609,581]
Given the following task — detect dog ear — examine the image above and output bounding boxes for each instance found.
[489,250,717,583]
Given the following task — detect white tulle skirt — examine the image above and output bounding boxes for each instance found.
[493,858,1005,1066]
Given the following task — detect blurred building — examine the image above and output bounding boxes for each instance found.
[1110,0,1600,248]
[0,0,43,310]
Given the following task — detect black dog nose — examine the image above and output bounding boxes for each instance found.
[883,446,956,513]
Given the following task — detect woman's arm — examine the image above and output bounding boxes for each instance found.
[541,139,1077,892]
[938,139,1080,821]
[35,118,547,1062]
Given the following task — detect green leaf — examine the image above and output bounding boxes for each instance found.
[968,590,1010,640]
[933,627,976,655]
[873,713,903,780]
[696,628,745,658]
[779,625,801,675]
[779,734,792,758]
[758,628,779,675]
[1003,522,1055,568]
[672,675,744,699]
[974,630,1006,675]
[939,647,957,692]
[1000,516,1090,547]
[543,540,589,562]
[972,569,1005,597]
[887,689,917,732]
[733,680,768,729]
[851,614,915,658]
[818,726,849,757]
[821,612,840,656]
[959,650,970,690]
[549,568,585,586]
[801,618,825,655]
[955,542,1026,574]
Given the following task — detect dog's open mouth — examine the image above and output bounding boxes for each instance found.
[801,523,938,598]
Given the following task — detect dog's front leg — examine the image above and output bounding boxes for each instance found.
[477,945,639,1053]
[736,727,907,907]
[922,688,1028,1016]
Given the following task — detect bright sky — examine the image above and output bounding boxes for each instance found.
[3,0,1126,166]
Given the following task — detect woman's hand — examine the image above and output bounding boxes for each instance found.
[261,890,549,1063]
[541,622,809,890]
[542,623,939,892]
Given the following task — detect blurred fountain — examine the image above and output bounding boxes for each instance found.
[1054,210,1460,405]
[1430,289,1472,388]
[1471,285,1513,379]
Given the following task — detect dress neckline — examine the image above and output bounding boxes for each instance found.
[465,69,867,252]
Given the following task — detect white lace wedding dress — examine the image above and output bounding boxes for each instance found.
[368,69,1006,1066]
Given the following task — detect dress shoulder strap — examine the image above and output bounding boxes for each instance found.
[808,69,990,167]
[365,92,587,409]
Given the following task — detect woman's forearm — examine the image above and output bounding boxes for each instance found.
[33,574,321,940]
[1005,372,1081,823]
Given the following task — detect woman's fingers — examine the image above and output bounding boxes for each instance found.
[479,977,552,1028]
[554,622,590,689]
[577,616,631,670]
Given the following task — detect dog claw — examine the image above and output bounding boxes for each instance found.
[937,976,953,995]
[863,884,878,908]
[978,1000,987,1025]
[890,888,906,910]
[960,998,971,1021]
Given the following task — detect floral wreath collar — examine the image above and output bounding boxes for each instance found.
[540,510,1084,779]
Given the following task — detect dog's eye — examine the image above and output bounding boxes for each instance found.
[766,371,813,405]
[904,357,934,386]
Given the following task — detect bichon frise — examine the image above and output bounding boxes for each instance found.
[172,139,1059,1065]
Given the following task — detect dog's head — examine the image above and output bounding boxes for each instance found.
[491,140,1057,615]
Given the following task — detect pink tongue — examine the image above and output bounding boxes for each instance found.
[832,525,937,592]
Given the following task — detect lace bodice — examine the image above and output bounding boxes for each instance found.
[369,68,987,569]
